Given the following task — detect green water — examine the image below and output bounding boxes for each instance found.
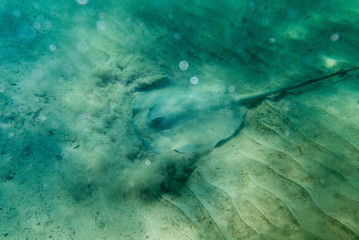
[1,0,359,239]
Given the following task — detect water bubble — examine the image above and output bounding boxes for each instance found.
[96,20,106,31]
[33,2,40,8]
[12,9,21,17]
[9,133,15,138]
[129,181,135,187]
[33,22,41,30]
[44,20,53,30]
[39,115,47,121]
[330,33,339,41]
[87,177,93,183]
[52,121,60,129]
[145,160,151,166]
[228,85,236,93]
[76,42,89,53]
[327,106,338,115]
[174,32,182,40]
[60,152,67,159]
[76,0,89,5]
[0,84,5,93]
[49,44,56,52]
[269,37,276,44]
[32,69,44,79]
[179,60,189,71]
[190,76,199,85]
[79,113,90,122]
[63,64,74,75]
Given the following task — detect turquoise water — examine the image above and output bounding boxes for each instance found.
[1,0,359,239]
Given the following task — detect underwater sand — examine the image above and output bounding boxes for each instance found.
[1,0,359,239]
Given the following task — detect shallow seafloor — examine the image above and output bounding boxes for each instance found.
[1,0,359,239]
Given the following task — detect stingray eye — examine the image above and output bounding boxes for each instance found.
[152,117,163,125]
[149,116,175,130]
[150,117,165,129]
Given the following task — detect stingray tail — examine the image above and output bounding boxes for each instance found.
[279,66,359,92]
[236,66,359,106]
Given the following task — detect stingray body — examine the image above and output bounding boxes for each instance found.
[132,67,359,154]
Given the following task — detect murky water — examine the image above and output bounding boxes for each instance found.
[1,0,359,239]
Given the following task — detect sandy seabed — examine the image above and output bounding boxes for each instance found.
[1,0,359,239]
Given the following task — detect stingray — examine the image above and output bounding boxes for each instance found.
[132,67,359,154]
